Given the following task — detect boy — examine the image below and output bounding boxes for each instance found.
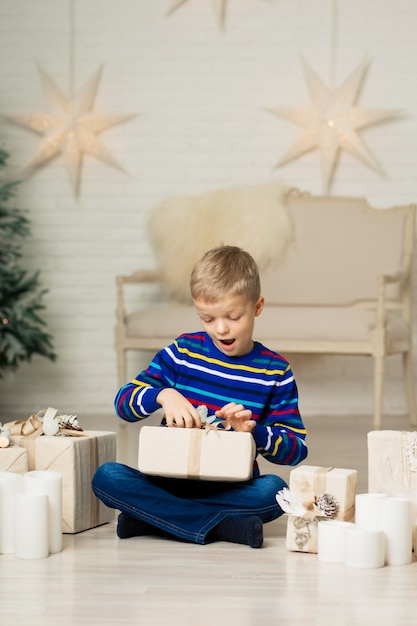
[92,245,307,548]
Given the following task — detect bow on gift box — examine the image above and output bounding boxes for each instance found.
[186,407,233,479]
[3,408,84,439]
[0,423,11,448]
[2,413,44,441]
[276,468,341,551]
[1,408,85,466]
[277,468,340,518]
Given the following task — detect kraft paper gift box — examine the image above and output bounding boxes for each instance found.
[138,425,256,481]
[0,445,28,474]
[285,465,357,553]
[11,430,116,533]
[368,430,417,518]
[35,430,116,533]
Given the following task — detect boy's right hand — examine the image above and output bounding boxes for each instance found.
[156,388,202,429]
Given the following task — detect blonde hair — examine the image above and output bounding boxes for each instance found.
[190,246,261,303]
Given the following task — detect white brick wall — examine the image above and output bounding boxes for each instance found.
[0,0,416,423]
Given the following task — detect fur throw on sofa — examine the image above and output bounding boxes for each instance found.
[147,180,293,303]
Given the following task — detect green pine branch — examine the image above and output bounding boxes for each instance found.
[0,147,56,376]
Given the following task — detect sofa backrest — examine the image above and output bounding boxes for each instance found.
[261,194,415,307]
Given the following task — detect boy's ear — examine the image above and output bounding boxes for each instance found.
[255,296,265,317]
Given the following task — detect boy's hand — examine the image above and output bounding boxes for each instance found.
[215,402,256,433]
[156,388,202,428]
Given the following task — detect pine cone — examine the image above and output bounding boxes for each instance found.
[59,414,83,431]
[315,493,339,518]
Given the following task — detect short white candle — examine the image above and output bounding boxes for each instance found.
[317,520,355,563]
[15,493,49,559]
[0,471,24,554]
[379,497,412,566]
[24,470,62,554]
[344,526,385,569]
[355,493,387,528]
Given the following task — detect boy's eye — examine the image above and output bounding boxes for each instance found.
[229,316,241,321]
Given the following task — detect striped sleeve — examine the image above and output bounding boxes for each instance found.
[251,359,307,466]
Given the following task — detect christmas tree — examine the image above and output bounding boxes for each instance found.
[0,147,56,376]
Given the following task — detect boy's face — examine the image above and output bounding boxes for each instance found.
[194,294,264,357]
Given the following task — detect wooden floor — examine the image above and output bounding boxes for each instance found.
[1,413,417,626]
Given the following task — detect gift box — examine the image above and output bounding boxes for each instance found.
[368,430,417,518]
[138,425,256,482]
[0,444,28,474]
[35,430,116,533]
[11,430,116,533]
[285,465,357,553]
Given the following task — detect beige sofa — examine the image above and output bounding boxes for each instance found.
[115,190,416,432]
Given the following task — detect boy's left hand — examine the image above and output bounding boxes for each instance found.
[215,402,256,433]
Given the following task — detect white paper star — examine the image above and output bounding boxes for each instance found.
[2,66,138,195]
[166,0,268,27]
[166,0,226,25]
[266,58,403,192]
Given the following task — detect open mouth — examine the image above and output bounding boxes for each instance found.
[220,339,235,346]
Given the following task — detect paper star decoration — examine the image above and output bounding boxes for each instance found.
[166,0,226,26]
[2,66,138,195]
[266,58,403,192]
[166,0,268,27]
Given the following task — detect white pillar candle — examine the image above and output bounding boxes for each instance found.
[0,471,24,554]
[379,496,412,566]
[24,470,62,554]
[317,520,355,563]
[344,527,385,569]
[15,493,49,559]
[355,493,387,529]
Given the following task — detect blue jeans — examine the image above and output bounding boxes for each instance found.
[92,462,287,544]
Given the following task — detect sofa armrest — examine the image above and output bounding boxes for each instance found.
[116,269,160,286]
[375,271,408,344]
[380,270,406,285]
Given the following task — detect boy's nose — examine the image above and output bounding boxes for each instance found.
[215,319,229,334]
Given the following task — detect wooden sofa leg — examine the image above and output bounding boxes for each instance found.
[403,351,417,426]
[373,355,384,430]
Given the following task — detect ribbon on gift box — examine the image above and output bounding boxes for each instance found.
[187,421,231,479]
[290,467,354,550]
[4,415,45,468]
[4,414,44,438]
[4,410,87,470]
[294,467,333,516]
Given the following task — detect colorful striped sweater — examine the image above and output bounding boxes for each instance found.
[115,332,307,473]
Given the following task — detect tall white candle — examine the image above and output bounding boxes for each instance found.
[344,526,385,569]
[24,470,62,554]
[15,493,49,559]
[379,496,412,566]
[0,471,24,554]
[317,520,355,563]
[355,493,387,528]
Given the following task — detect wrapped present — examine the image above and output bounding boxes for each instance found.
[368,430,417,518]
[138,424,256,482]
[34,430,116,533]
[284,465,357,553]
[10,425,116,534]
[0,444,28,474]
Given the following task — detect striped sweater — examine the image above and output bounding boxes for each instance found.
[115,332,307,472]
